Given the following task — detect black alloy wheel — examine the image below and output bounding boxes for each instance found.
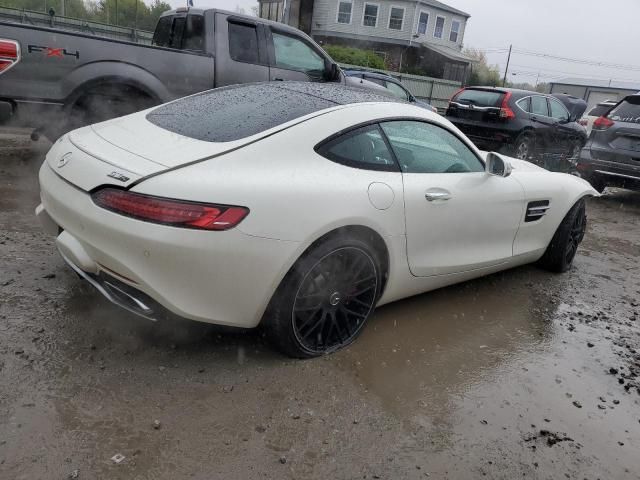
[291,247,378,355]
[564,205,586,266]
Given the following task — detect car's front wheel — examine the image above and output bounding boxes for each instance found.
[265,237,381,358]
[538,199,587,273]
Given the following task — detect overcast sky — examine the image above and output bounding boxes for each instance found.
[165,0,640,85]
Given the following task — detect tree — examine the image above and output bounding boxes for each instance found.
[464,48,501,87]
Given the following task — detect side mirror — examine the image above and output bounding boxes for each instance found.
[486,152,512,177]
[324,61,340,82]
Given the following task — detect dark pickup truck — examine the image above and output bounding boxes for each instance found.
[0,7,344,139]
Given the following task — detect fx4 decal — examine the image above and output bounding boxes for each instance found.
[28,45,80,59]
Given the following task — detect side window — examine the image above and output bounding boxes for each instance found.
[549,99,570,122]
[531,96,549,117]
[182,15,205,51]
[380,121,484,174]
[316,125,398,171]
[516,97,531,113]
[272,31,325,76]
[229,22,260,64]
[152,16,172,47]
[170,17,186,49]
[384,81,409,100]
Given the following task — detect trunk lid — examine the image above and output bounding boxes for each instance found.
[590,96,640,166]
[447,88,505,123]
[47,110,264,192]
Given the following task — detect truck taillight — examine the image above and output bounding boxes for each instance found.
[92,188,249,231]
[499,91,515,120]
[0,39,20,74]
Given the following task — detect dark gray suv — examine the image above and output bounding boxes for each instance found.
[577,94,640,192]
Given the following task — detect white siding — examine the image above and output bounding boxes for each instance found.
[312,0,467,48]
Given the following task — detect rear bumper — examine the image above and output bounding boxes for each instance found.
[577,148,640,190]
[447,118,518,151]
[37,162,302,328]
[0,98,64,129]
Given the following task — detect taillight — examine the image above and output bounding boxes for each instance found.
[92,188,249,231]
[593,116,614,130]
[0,39,20,74]
[499,92,515,120]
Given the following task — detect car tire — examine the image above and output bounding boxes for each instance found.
[588,177,607,193]
[264,236,382,358]
[538,199,587,273]
[512,133,533,160]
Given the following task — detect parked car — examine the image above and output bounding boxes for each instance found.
[0,7,344,140]
[343,69,438,113]
[446,87,587,160]
[36,81,596,357]
[580,100,618,136]
[577,94,640,193]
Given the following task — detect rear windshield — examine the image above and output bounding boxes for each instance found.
[588,104,614,117]
[145,83,397,142]
[607,97,640,124]
[453,89,503,107]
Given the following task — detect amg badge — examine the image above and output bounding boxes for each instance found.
[107,171,130,182]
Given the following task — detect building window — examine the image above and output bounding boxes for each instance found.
[260,0,284,22]
[336,1,352,24]
[449,20,460,42]
[363,3,378,27]
[417,11,429,35]
[434,15,445,38]
[388,6,404,30]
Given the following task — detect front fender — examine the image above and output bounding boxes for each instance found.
[512,170,598,257]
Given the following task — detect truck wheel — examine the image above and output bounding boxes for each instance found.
[47,85,156,140]
[538,199,587,273]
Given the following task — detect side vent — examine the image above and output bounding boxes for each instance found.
[525,200,550,222]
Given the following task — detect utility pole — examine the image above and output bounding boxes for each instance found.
[502,44,512,87]
[115,0,118,26]
[60,0,65,16]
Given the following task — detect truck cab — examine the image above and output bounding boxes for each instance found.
[152,8,343,87]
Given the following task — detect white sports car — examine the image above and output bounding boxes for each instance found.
[36,82,597,357]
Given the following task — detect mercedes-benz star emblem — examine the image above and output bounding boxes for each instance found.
[57,152,72,168]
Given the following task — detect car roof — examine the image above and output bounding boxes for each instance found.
[146,82,403,143]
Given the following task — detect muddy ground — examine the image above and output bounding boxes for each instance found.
[1,130,639,480]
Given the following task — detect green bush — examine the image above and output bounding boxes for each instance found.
[323,45,386,70]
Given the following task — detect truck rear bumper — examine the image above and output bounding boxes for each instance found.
[0,99,64,129]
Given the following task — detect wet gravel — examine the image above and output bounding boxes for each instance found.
[1,131,639,479]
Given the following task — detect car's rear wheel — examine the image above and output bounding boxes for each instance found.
[538,199,587,273]
[512,133,533,160]
[265,237,381,358]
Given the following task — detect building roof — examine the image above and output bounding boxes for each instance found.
[424,43,475,63]
[551,77,640,91]
[417,0,471,18]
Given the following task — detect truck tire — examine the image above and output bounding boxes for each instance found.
[46,84,156,140]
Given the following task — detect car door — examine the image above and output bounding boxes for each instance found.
[548,97,573,151]
[214,14,270,87]
[530,95,554,154]
[380,120,524,277]
[266,28,329,82]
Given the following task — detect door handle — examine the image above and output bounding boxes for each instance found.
[531,116,538,122]
[425,191,451,201]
